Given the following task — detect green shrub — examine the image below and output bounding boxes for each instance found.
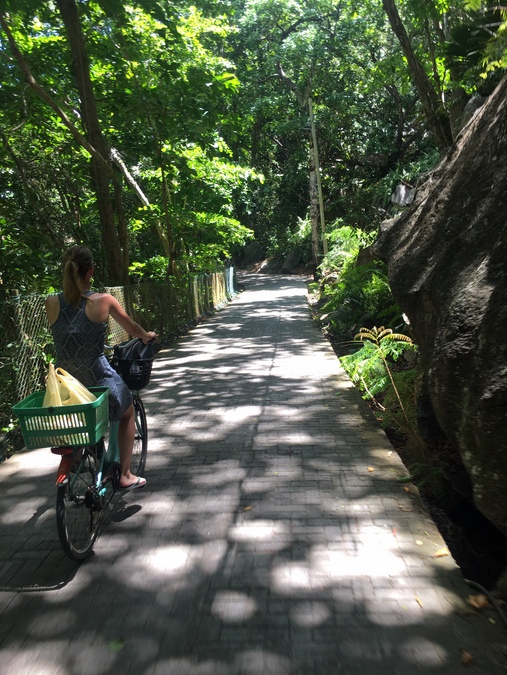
[317,225,402,342]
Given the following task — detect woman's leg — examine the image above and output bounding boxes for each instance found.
[118,403,146,488]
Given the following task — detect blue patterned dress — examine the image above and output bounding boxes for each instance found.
[50,292,132,420]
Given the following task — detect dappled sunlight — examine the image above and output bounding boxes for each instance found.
[289,600,332,627]
[189,461,247,486]
[122,540,228,592]
[309,537,407,580]
[151,650,294,675]
[211,590,257,622]
[0,642,76,675]
[0,497,50,524]
[219,405,262,423]
[144,544,192,573]
[229,519,290,545]
[2,274,500,674]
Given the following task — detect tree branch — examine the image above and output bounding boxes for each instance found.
[0,13,115,178]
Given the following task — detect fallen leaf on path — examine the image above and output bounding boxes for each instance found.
[398,504,413,511]
[367,466,375,472]
[243,505,252,511]
[109,638,125,652]
[415,540,423,546]
[467,594,490,609]
[414,594,423,608]
[460,651,474,666]
[433,546,450,557]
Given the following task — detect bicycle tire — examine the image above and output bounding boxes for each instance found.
[56,447,101,561]
[131,396,148,476]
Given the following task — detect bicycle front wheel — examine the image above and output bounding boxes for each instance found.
[56,447,101,561]
[131,396,148,476]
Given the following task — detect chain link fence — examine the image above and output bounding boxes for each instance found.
[1,267,237,460]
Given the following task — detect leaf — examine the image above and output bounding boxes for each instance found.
[460,650,474,666]
[243,505,252,511]
[367,466,375,472]
[467,594,490,609]
[109,638,125,652]
[433,546,449,558]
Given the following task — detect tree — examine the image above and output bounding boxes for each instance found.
[55,0,128,283]
[0,0,253,289]
[382,0,453,149]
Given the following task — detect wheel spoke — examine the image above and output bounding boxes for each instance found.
[56,448,101,560]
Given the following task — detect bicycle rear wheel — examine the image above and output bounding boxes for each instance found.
[56,447,101,561]
[131,396,148,476]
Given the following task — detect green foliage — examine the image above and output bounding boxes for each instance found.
[340,327,416,400]
[445,5,507,89]
[381,367,421,432]
[341,326,428,459]
[317,225,402,341]
[341,339,391,398]
[322,223,375,272]
[0,1,251,287]
[1,0,503,291]
[265,216,312,260]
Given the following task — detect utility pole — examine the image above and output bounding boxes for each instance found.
[308,97,327,256]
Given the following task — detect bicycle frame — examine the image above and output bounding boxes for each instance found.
[52,419,120,492]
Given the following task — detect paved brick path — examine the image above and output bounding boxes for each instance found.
[1,273,505,674]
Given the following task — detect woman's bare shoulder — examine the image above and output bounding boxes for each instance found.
[45,294,59,307]
[86,291,113,305]
[45,294,60,324]
[85,292,118,322]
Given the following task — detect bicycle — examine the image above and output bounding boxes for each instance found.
[12,338,154,561]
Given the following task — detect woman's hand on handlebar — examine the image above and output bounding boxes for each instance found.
[142,331,157,344]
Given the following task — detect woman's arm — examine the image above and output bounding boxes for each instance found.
[106,296,157,343]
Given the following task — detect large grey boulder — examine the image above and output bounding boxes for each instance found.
[372,74,507,537]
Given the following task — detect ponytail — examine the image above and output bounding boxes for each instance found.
[62,245,93,306]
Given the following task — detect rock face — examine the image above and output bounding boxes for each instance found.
[373,74,507,537]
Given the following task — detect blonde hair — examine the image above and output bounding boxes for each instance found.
[62,245,93,306]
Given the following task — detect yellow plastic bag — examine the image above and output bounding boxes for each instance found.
[42,363,62,407]
[55,368,97,406]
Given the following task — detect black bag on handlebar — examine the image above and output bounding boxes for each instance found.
[113,338,156,362]
[112,339,156,390]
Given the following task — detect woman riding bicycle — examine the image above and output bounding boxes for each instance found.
[45,245,157,491]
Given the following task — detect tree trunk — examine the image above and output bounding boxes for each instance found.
[55,0,127,284]
[309,150,321,267]
[382,0,453,150]
[275,63,321,265]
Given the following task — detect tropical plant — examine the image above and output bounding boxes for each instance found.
[340,326,426,456]
[316,226,402,342]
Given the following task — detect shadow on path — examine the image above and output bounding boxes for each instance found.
[0,273,505,674]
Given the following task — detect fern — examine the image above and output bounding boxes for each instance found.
[340,326,426,459]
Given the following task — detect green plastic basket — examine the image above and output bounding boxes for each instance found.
[12,386,110,449]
